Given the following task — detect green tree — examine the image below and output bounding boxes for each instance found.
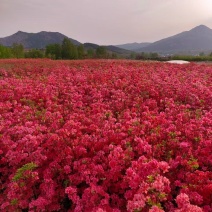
[25,49,44,58]
[61,38,78,59]
[130,52,136,59]
[0,45,13,58]
[77,45,85,59]
[111,52,118,59]
[70,45,78,59]
[96,46,107,58]
[87,49,95,58]
[135,52,147,60]
[149,52,159,59]
[11,43,24,58]
[45,44,61,59]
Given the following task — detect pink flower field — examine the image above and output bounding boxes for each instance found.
[0,59,211,211]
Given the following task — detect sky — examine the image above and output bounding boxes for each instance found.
[1,0,212,45]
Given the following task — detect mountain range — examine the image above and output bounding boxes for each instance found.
[0,31,131,56]
[0,31,81,49]
[115,42,151,51]
[116,25,212,55]
[1,25,212,55]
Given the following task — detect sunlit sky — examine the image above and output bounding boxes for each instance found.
[1,0,212,45]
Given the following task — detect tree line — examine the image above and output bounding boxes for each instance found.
[0,38,115,59]
[0,43,44,59]
[2,38,212,61]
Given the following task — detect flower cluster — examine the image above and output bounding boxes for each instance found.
[0,59,211,211]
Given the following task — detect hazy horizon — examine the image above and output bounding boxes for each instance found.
[1,0,212,45]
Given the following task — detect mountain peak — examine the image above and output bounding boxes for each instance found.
[0,31,81,48]
[190,25,211,32]
[135,24,212,54]
[16,31,27,34]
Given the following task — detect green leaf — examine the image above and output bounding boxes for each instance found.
[12,162,38,182]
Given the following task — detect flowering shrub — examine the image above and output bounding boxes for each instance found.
[0,59,211,211]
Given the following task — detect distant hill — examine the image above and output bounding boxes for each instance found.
[83,43,133,56]
[0,31,81,49]
[2,25,212,56]
[115,42,151,51]
[83,43,100,51]
[0,31,132,57]
[137,25,212,54]
[104,45,133,55]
